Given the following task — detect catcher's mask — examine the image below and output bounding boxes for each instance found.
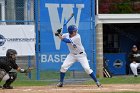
[68,25,77,35]
[6,49,17,60]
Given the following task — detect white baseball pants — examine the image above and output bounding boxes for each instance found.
[130,62,140,75]
[60,53,93,74]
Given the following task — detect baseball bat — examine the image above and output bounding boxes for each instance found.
[60,13,74,30]
[55,13,74,35]
[63,13,74,27]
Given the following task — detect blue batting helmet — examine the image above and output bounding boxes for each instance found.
[68,25,77,34]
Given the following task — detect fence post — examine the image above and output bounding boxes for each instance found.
[28,56,31,79]
[35,0,40,80]
[91,0,97,76]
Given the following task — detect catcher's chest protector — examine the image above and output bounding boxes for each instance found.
[0,57,18,73]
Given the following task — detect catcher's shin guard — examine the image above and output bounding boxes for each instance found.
[0,79,2,88]
[0,69,7,80]
[3,72,17,89]
[0,69,6,88]
[0,80,2,88]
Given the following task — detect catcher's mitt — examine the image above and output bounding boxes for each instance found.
[20,67,34,76]
[24,67,34,76]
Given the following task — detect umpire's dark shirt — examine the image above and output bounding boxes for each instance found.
[128,50,140,63]
[0,57,18,73]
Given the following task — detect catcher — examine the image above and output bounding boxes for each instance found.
[0,49,31,89]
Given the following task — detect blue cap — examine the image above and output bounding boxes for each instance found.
[68,25,77,34]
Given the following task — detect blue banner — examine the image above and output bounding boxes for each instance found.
[40,0,95,71]
[104,53,126,75]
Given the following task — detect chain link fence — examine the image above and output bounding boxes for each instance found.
[0,0,36,80]
[0,0,34,25]
[0,0,91,82]
[3,0,139,82]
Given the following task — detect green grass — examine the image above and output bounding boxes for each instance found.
[16,70,72,80]
[0,80,55,86]
[101,76,140,84]
[13,81,54,86]
[2,70,140,87]
[0,71,72,86]
[4,75,140,86]
[1,75,140,93]
[84,76,140,84]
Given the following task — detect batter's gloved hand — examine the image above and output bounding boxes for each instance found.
[55,28,62,36]
[55,32,59,36]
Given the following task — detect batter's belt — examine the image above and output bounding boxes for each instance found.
[73,52,83,55]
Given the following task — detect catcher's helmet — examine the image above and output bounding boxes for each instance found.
[68,25,77,34]
[6,49,17,58]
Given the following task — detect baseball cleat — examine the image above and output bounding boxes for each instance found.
[96,82,102,88]
[57,82,63,87]
[134,75,138,77]
[2,85,13,89]
[97,83,102,88]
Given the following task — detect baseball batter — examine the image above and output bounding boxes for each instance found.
[55,25,102,87]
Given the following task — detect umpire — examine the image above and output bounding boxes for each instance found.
[0,49,29,89]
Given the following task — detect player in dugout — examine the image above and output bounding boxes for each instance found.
[55,25,102,87]
[0,49,31,89]
[128,45,140,77]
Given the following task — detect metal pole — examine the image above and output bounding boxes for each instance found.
[1,0,5,21]
[35,0,40,80]
[28,56,31,79]
[96,0,99,14]
[27,0,31,24]
[91,0,97,76]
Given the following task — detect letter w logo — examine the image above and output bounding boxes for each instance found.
[45,4,84,50]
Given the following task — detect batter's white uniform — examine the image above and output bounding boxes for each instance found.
[60,33,93,74]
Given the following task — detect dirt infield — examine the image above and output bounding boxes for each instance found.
[0,84,140,93]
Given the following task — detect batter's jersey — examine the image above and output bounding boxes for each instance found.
[0,57,18,72]
[62,33,85,54]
